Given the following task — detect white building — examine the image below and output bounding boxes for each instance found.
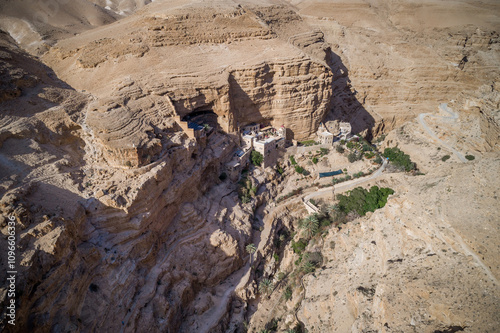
[317,123,335,145]
[239,123,286,168]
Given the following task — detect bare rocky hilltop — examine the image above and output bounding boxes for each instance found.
[0,0,499,332]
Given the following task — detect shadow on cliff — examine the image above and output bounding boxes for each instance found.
[325,49,377,140]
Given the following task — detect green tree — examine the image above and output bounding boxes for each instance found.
[347,152,358,163]
[246,243,257,254]
[465,154,475,161]
[259,279,274,295]
[251,150,264,166]
[299,215,319,238]
[312,157,318,164]
[383,147,415,171]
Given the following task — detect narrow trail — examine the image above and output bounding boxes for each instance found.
[303,158,388,210]
[418,103,467,162]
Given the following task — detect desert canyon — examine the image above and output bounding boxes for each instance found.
[0,0,499,332]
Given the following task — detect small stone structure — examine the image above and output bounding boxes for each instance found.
[316,121,352,144]
[339,121,352,141]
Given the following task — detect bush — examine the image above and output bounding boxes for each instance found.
[374,155,382,164]
[465,154,475,161]
[320,148,329,155]
[337,186,394,216]
[276,163,284,175]
[291,239,308,254]
[336,145,345,154]
[283,286,293,301]
[251,150,264,166]
[347,152,358,163]
[441,155,451,162]
[290,155,297,165]
[362,143,372,152]
[346,141,354,149]
[273,253,279,262]
[312,157,318,164]
[295,165,305,174]
[383,147,415,171]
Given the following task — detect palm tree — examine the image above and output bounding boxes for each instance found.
[258,278,274,295]
[299,214,319,239]
[246,243,257,254]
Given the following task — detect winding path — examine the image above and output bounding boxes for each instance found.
[418,103,467,162]
[303,158,388,212]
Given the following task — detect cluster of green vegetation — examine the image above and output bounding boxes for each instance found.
[373,134,386,143]
[336,145,345,154]
[332,174,352,184]
[383,147,416,171]
[251,150,264,166]
[291,238,308,255]
[364,151,375,159]
[312,157,318,164]
[299,140,317,146]
[275,163,284,175]
[337,186,394,216]
[441,155,451,162]
[294,165,306,174]
[258,278,274,295]
[238,176,257,204]
[289,155,297,165]
[347,152,362,163]
[465,154,475,161]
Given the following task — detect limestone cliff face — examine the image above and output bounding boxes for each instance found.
[41,2,334,141]
[0,28,255,332]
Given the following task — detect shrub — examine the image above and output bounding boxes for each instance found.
[374,155,382,164]
[276,163,284,175]
[441,155,451,162]
[291,239,308,254]
[337,186,394,216]
[290,155,297,165]
[336,145,345,154]
[251,150,264,166]
[320,148,329,155]
[273,253,279,262]
[465,154,475,161]
[295,165,304,174]
[283,286,293,301]
[362,143,372,152]
[312,157,318,164]
[347,152,358,163]
[346,141,354,149]
[259,279,274,295]
[383,147,415,171]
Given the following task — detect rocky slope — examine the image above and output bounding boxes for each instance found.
[0,1,499,332]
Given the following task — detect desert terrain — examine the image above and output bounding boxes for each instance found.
[0,0,499,332]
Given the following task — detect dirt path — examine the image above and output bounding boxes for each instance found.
[418,103,467,162]
[303,158,388,210]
